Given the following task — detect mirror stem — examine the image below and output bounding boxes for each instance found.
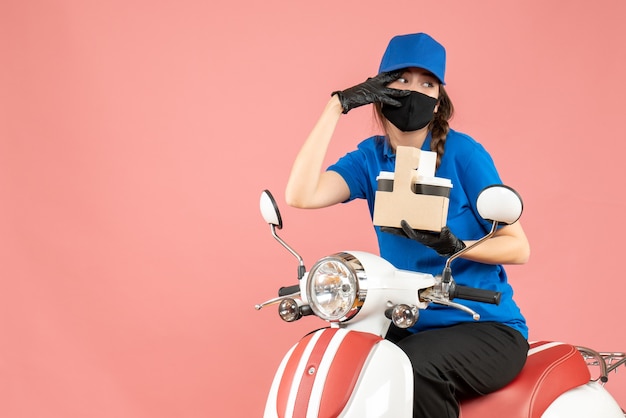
[442,221,499,284]
[270,224,306,280]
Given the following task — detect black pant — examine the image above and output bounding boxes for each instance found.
[386,321,528,418]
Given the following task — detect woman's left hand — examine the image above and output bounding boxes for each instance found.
[381,221,466,257]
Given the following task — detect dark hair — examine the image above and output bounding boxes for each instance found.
[374,86,454,169]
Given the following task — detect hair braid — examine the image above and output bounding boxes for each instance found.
[430,86,454,169]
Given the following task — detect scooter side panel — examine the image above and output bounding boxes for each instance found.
[541,381,624,418]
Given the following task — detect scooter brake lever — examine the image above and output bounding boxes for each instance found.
[255,292,301,310]
[422,294,480,321]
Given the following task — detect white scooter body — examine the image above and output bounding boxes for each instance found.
[543,382,623,417]
[264,328,624,418]
[256,188,625,418]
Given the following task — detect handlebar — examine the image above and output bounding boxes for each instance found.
[449,284,501,305]
[278,285,300,297]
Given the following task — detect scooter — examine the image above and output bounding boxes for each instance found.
[255,185,625,417]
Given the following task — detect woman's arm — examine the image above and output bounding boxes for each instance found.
[285,72,407,209]
[459,221,530,265]
[285,95,350,209]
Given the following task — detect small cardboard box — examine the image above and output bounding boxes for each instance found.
[373,146,452,232]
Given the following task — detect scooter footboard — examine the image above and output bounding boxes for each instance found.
[264,328,413,418]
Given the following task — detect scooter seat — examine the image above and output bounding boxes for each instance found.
[460,341,591,418]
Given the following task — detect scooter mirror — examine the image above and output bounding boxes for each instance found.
[260,190,283,229]
[476,185,523,225]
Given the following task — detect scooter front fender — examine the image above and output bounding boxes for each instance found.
[264,328,413,418]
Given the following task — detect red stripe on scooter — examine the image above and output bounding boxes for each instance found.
[291,329,339,417]
[276,331,318,418]
[318,331,383,418]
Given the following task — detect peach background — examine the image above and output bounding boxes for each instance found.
[2,1,625,417]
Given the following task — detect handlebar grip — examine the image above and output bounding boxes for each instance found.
[450,285,501,305]
[278,285,300,297]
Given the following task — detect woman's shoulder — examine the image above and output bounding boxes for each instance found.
[446,129,481,147]
[445,129,491,156]
[443,129,499,181]
[355,135,386,151]
[331,135,386,170]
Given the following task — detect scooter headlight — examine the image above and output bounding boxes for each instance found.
[306,253,365,322]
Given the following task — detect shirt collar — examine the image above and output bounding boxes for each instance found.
[382,131,433,159]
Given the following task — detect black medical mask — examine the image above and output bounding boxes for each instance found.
[382,91,438,132]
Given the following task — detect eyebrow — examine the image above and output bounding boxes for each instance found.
[402,68,437,79]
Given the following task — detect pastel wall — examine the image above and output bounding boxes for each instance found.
[2,1,625,417]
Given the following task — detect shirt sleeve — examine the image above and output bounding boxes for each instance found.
[457,142,503,231]
[326,148,370,202]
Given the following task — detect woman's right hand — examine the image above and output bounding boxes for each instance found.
[332,71,410,114]
[286,73,406,209]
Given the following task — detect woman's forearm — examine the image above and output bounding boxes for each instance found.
[458,222,530,265]
[285,96,345,208]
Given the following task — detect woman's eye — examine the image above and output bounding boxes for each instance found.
[397,77,408,83]
[422,81,435,88]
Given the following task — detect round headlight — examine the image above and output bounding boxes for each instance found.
[306,253,365,322]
